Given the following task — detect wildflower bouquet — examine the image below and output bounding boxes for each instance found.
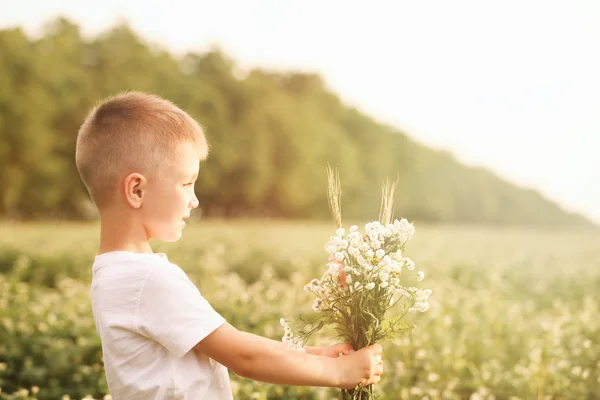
[282,167,431,400]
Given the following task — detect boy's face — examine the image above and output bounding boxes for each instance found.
[140,142,200,242]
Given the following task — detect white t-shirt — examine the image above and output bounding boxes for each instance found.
[91,251,233,400]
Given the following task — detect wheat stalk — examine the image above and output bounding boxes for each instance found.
[326,164,342,228]
[379,176,399,226]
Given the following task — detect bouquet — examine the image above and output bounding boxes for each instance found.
[281,167,432,400]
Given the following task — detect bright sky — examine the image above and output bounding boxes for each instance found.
[2,0,599,223]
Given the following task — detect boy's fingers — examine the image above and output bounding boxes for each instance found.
[373,343,383,354]
[367,343,382,355]
[372,355,382,365]
[331,342,354,354]
[341,343,355,354]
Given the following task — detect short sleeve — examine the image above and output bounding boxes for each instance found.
[136,263,225,358]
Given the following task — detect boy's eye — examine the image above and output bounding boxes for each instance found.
[184,182,193,187]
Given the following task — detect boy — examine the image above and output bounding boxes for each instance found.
[75,91,384,399]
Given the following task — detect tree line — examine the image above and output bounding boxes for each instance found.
[0,18,592,226]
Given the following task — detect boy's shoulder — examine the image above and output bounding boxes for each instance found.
[92,251,190,288]
[90,251,200,321]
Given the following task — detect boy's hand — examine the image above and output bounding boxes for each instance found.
[334,343,384,389]
[318,343,355,358]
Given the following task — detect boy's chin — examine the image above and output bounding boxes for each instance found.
[154,230,183,243]
[166,231,183,242]
[149,222,186,242]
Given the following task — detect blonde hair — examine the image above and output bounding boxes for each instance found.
[75,91,208,208]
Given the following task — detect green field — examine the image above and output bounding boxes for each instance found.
[0,221,599,399]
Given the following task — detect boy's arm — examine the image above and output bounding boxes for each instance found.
[193,322,383,389]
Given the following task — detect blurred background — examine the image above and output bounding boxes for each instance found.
[0,1,599,399]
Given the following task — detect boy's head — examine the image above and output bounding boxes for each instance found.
[76,91,208,241]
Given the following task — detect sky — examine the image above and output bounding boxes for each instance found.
[2,0,599,223]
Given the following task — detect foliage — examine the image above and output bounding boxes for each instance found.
[0,19,593,226]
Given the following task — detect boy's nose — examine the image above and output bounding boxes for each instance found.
[190,195,199,209]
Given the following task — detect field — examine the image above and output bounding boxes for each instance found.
[0,221,599,400]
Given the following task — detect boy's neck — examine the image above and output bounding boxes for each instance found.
[98,209,153,255]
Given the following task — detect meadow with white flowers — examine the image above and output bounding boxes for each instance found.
[0,221,599,400]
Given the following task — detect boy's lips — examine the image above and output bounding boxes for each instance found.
[180,215,191,227]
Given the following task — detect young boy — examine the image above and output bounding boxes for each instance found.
[75,91,384,399]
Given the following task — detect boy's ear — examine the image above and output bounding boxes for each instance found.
[124,173,147,209]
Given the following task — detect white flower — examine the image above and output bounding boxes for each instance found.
[403,257,415,270]
[379,272,390,282]
[368,231,379,241]
[417,288,433,301]
[280,318,286,327]
[370,240,381,249]
[371,221,381,228]
[375,249,385,259]
[346,275,352,284]
[417,271,425,281]
[328,263,339,274]
[352,268,361,275]
[394,218,415,242]
[343,266,352,272]
[312,299,322,311]
[379,281,389,288]
[304,278,321,292]
[365,249,374,258]
[348,247,360,256]
[336,228,345,236]
[365,222,373,232]
[326,245,337,254]
[582,369,590,379]
[354,282,362,290]
[358,242,370,251]
[340,239,349,249]
[335,252,345,261]
[350,225,358,232]
[356,255,366,265]
[365,282,376,290]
